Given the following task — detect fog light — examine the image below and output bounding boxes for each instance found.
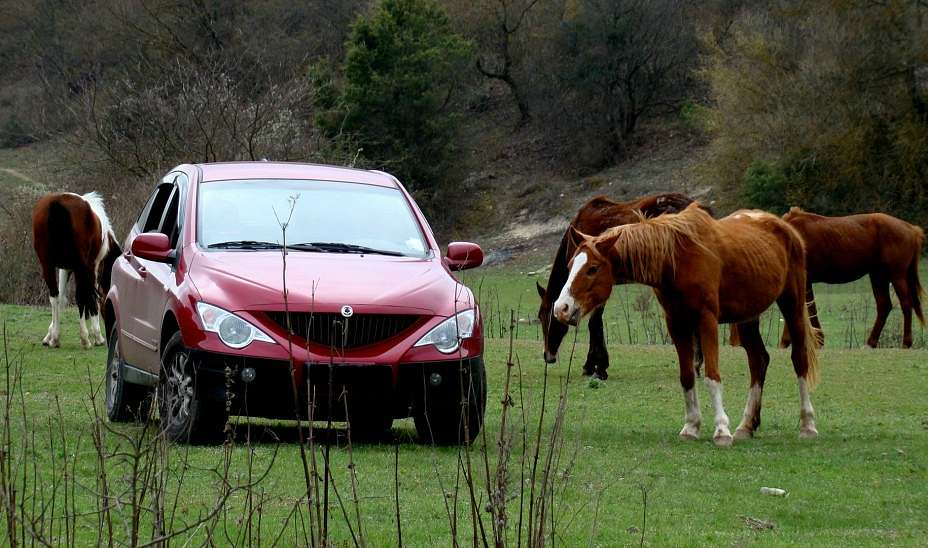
[241,367,256,383]
[429,372,442,387]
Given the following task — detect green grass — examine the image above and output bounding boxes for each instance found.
[1,264,927,546]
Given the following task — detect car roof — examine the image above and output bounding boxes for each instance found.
[194,162,399,188]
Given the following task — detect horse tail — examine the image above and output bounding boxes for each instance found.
[789,224,819,388]
[909,226,925,326]
[801,294,820,389]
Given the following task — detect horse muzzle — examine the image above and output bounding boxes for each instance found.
[543,350,557,364]
[554,304,581,326]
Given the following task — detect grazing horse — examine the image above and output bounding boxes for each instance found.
[32,192,121,349]
[552,204,819,446]
[779,208,925,348]
[535,193,705,379]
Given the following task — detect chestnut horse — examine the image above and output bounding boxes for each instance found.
[779,208,925,348]
[536,193,705,379]
[32,192,121,348]
[553,204,819,446]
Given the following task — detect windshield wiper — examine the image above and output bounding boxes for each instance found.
[207,240,283,250]
[294,242,405,256]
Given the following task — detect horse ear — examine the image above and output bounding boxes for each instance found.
[594,232,620,255]
[536,281,546,298]
[568,226,594,246]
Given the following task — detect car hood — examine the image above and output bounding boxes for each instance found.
[187,249,473,316]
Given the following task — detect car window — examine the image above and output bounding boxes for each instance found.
[142,183,174,233]
[198,179,430,257]
[159,187,180,246]
[135,189,159,231]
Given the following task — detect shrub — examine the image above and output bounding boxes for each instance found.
[700,2,928,225]
[743,160,787,213]
[322,0,473,191]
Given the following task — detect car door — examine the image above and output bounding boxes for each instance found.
[120,174,186,372]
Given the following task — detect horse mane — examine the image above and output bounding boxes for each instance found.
[599,204,714,285]
[81,191,114,241]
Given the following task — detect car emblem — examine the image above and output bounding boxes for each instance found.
[340,305,354,318]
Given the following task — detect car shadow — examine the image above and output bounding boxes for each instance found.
[228,420,421,447]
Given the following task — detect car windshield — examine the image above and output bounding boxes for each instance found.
[198,179,429,258]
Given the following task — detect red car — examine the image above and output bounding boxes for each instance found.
[102,162,485,444]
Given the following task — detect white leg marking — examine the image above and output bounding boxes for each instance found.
[46,296,61,347]
[552,252,587,323]
[78,314,91,350]
[734,384,763,439]
[705,378,732,447]
[679,387,701,440]
[798,377,818,438]
[57,269,69,308]
[90,315,106,346]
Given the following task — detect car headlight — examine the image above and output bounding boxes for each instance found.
[414,309,476,354]
[196,302,274,349]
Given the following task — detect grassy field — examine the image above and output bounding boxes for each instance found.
[1,264,927,546]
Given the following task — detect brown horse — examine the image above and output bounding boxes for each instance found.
[553,204,819,446]
[32,192,121,348]
[779,208,925,348]
[535,193,705,379]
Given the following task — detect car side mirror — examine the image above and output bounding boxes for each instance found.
[445,242,483,271]
[131,232,175,263]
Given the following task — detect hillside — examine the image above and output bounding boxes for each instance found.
[452,112,712,269]
[0,120,711,270]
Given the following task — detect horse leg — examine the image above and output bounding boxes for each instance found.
[733,319,770,440]
[74,269,96,350]
[584,306,610,379]
[866,273,892,348]
[667,317,700,440]
[778,293,818,438]
[90,315,106,346]
[891,276,913,348]
[693,334,703,378]
[806,284,824,348]
[41,266,62,347]
[698,313,732,447]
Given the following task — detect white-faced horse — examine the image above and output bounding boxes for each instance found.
[32,192,121,348]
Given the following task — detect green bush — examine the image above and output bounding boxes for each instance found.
[743,160,788,213]
[320,0,472,190]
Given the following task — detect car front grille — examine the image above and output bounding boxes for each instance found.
[265,312,422,349]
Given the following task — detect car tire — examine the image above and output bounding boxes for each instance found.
[105,324,152,422]
[414,358,487,445]
[158,332,227,444]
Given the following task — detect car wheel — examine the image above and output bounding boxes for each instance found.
[158,332,227,444]
[414,358,487,445]
[105,324,152,422]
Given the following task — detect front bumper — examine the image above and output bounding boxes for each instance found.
[187,349,482,422]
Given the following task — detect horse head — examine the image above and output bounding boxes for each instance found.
[552,228,618,326]
[535,281,567,364]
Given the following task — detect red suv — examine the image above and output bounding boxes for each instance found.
[103,162,485,444]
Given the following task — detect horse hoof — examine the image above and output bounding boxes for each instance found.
[733,427,753,440]
[799,427,818,439]
[713,433,734,447]
[679,426,700,440]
